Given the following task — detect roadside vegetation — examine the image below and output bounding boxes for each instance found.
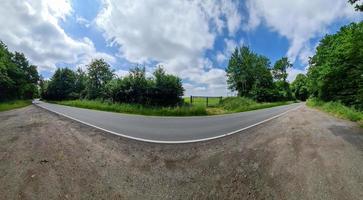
[0,4,361,117]
[54,99,207,116]
[307,98,363,126]
[0,100,31,112]
[0,42,39,111]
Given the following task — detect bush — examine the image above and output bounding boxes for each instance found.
[105,66,184,106]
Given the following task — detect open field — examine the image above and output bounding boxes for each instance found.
[307,98,363,126]
[1,105,363,199]
[53,97,292,116]
[0,100,31,112]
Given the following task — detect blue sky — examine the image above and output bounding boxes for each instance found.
[1,0,362,95]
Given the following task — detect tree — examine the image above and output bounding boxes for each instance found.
[86,59,114,99]
[348,0,363,11]
[273,57,293,100]
[307,22,363,110]
[272,57,292,82]
[291,74,309,101]
[0,41,39,100]
[74,68,87,98]
[226,46,275,101]
[152,66,184,106]
[43,68,77,100]
[105,66,184,106]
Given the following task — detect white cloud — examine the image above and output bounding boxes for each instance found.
[0,0,114,72]
[287,67,307,83]
[216,38,243,64]
[96,0,241,96]
[245,0,362,64]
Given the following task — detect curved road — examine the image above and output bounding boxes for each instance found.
[34,101,303,143]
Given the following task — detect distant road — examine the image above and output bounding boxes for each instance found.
[34,100,303,143]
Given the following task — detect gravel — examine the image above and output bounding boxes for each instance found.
[0,105,362,200]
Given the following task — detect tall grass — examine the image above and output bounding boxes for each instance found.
[0,100,31,112]
[307,98,363,126]
[219,97,291,112]
[55,100,207,116]
[54,97,293,116]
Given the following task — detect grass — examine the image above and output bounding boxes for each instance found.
[218,97,292,113]
[54,100,207,116]
[53,97,293,116]
[183,97,222,107]
[0,100,32,112]
[307,98,363,126]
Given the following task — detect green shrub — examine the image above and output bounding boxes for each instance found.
[307,98,363,124]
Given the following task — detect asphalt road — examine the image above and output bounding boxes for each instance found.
[34,101,303,143]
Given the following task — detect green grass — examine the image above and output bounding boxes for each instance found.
[183,97,222,107]
[54,100,207,116]
[53,97,292,116]
[307,98,363,126]
[0,100,32,112]
[219,97,291,113]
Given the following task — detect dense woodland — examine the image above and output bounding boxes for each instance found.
[226,21,363,111]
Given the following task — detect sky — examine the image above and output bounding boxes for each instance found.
[0,0,362,96]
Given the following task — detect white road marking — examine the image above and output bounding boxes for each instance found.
[33,102,303,144]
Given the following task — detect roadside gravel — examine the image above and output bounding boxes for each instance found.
[0,105,362,199]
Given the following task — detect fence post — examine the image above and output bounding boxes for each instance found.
[190,95,193,104]
[206,97,209,107]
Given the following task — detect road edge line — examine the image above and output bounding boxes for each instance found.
[33,102,303,144]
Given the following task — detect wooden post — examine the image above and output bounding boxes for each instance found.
[206,97,209,107]
[190,95,193,104]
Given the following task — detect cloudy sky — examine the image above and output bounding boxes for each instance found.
[1,0,362,96]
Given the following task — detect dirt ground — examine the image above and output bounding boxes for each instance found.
[0,105,362,200]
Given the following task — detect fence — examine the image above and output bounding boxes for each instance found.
[185,96,223,107]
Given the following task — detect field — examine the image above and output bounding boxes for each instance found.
[307,98,363,126]
[183,96,222,107]
[0,100,32,112]
[53,97,292,116]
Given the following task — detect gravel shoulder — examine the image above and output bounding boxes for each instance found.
[0,105,363,199]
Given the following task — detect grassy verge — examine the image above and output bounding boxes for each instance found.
[307,98,363,126]
[218,97,292,113]
[53,97,292,116]
[54,100,207,116]
[0,100,32,112]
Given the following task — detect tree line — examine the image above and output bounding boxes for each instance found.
[226,21,363,110]
[41,59,184,106]
[226,46,297,102]
[0,42,39,101]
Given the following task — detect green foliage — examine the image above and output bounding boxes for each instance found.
[0,100,31,111]
[55,99,207,116]
[105,66,184,106]
[219,97,290,112]
[272,57,293,100]
[307,98,363,126]
[226,46,275,102]
[307,22,363,110]
[0,41,39,100]
[348,0,363,11]
[86,59,114,99]
[43,68,78,100]
[291,74,309,101]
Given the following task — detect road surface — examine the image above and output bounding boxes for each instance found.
[34,100,302,143]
